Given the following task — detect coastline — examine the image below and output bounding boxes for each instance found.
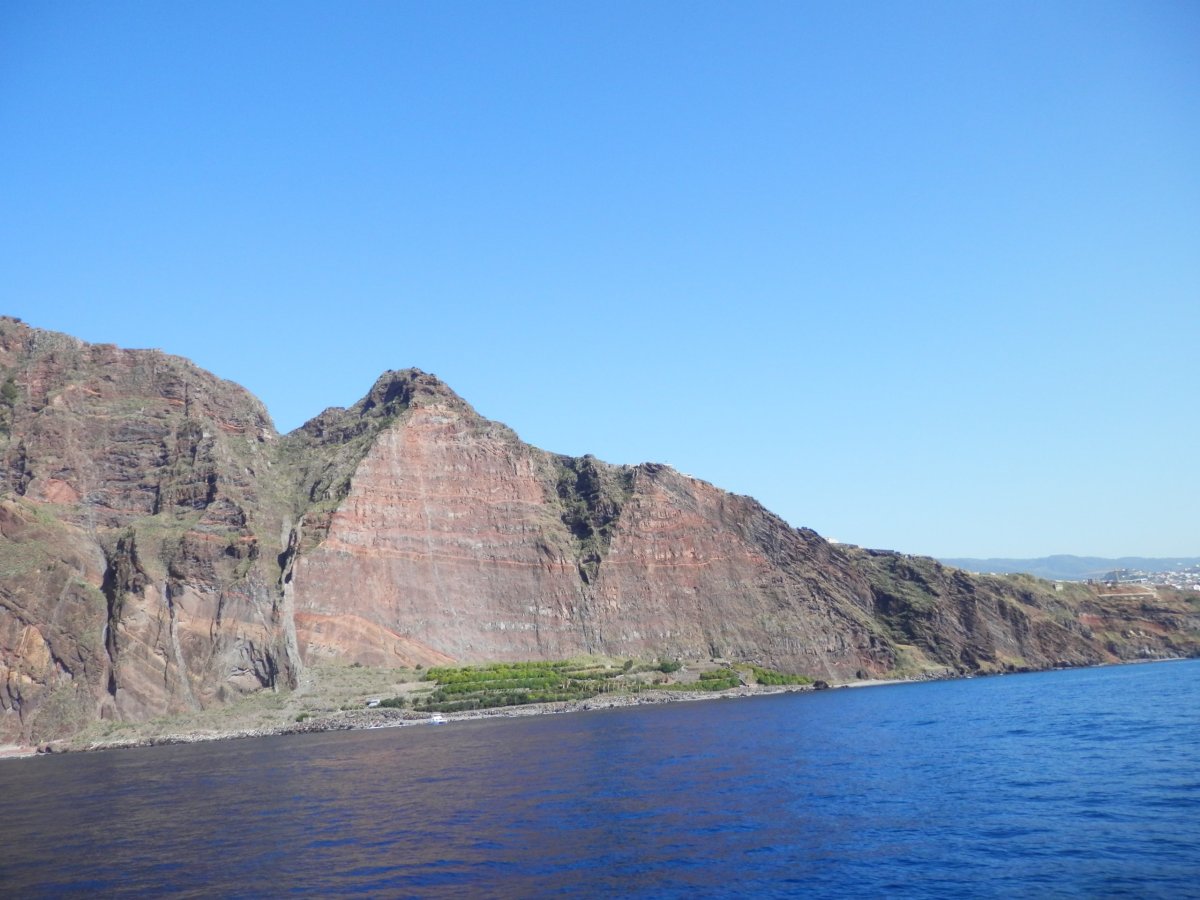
[0,679,882,760]
[3,658,1189,761]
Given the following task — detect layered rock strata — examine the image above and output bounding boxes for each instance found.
[1,317,1196,743]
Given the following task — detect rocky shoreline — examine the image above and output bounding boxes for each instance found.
[2,682,835,759]
[6,658,1185,761]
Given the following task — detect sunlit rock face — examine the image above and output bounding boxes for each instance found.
[288,401,888,679]
[291,403,592,666]
[2,316,1197,743]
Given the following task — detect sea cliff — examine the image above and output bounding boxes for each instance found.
[2,317,1197,744]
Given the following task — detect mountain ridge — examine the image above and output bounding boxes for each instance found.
[2,316,1197,744]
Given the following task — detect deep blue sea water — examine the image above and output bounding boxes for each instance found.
[2,659,1198,898]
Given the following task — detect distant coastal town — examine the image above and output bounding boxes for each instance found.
[941,555,1200,587]
[1094,565,1200,592]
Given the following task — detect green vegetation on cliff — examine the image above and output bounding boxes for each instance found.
[552,454,635,584]
[410,660,634,711]
[387,658,818,711]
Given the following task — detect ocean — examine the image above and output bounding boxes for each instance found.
[2,659,1198,898]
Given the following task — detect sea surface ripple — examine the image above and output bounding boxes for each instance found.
[2,659,1198,897]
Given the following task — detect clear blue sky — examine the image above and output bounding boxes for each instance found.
[2,1,1197,558]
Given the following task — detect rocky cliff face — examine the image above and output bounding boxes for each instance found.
[2,318,1197,742]
[0,319,299,742]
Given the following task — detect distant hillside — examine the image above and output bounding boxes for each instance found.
[941,555,1200,581]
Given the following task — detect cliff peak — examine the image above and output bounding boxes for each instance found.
[358,368,469,414]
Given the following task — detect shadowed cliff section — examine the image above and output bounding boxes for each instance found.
[0,317,300,743]
[553,454,635,585]
[1,317,1198,743]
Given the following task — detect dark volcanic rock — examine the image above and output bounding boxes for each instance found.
[1,317,1198,742]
